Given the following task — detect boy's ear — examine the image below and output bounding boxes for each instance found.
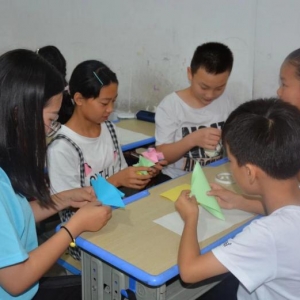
[244,164,257,185]
[187,67,193,82]
[73,92,85,106]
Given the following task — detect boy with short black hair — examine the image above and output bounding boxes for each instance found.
[176,98,300,300]
[155,42,234,180]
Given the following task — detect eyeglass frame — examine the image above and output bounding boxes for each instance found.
[45,118,61,137]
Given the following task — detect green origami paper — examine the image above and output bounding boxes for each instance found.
[191,162,225,220]
[133,156,155,175]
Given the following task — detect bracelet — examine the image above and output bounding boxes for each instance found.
[61,225,76,248]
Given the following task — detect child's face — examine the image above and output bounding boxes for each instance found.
[43,92,63,136]
[83,83,118,124]
[226,145,253,195]
[277,62,300,110]
[188,67,230,107]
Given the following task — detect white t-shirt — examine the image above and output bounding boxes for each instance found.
[47,123,127,194]
[155,92,235,178]
[212,206,300,300]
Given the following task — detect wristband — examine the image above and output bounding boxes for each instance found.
[61,225,76,248]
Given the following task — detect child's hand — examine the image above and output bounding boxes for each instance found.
[193,127,221,149]
[207,183,241,209]
[71,202,112,233]
[148,159,168,177]
[175,190,199,222]
[52,187,97,210]
[112,166,152,189]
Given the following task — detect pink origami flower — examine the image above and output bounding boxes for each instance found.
[141,148,164,163]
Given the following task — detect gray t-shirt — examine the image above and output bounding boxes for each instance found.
[155,92,234,178]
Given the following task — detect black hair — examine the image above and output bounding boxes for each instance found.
[59,60,118,123]
[190,42,233,75]
[222,98,300,179]
[284,48,300,79]
[37,45,71,124]
[37,46,67,84]
[0,49,64,206]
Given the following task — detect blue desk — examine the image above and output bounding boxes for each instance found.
[78,159,260,299]
[115,119,155,152]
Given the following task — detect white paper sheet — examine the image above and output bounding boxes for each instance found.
[154,207,255,242]
[117,127,152,146]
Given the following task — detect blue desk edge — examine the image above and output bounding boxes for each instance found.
[121,137,155,152]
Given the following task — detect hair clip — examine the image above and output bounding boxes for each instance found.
[93,71,103,85]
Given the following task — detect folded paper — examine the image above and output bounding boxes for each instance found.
[190,162,224,220]
[160,162,224,220]
[141,148,164,163]
[133,156,155,175]
[91,176,125,208]
[160,184,191,202]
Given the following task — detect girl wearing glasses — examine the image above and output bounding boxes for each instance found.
[0,49,112,300]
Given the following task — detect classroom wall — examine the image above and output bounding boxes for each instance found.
[0,1,299,112]
[254,0,300,98]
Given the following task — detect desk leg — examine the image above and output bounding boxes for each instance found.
[82,251,221,300]
[82,251,112,300]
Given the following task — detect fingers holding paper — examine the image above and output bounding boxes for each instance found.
[207,183,242,210]
[52,186,98,210]
[192,127,221,149]
[175,190,199,222]
[110,166,151,189]
[208,183,265,215]
[148,159,168,177]
[71,202,112,233]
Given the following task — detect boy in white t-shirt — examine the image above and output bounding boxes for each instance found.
[155,42,235,180]
[175,98,300,300]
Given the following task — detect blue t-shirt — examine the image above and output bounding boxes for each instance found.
[0,168,38,299]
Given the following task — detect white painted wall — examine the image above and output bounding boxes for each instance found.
[0,1,299,112]
[254,0,300,98]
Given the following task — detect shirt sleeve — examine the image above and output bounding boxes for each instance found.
[212,219,276,293]
[155,96,179,146]
[47,139,82,193]
[0,191,28,268]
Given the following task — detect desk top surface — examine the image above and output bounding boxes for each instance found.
[78,162,257,285]
[116,119,155,136]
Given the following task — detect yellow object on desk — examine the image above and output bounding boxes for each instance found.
[160,184,191,202]
[160,162,224,220]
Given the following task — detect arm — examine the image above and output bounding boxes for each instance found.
[208,183,265,215]
[107,166,152,189]
[155,99,221,164]
[156,128,221,164]
[0,201,112,296]
[106,137,152,189]
[176,191,228,283]
[30,187,98,223]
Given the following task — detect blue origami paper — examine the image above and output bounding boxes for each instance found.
[91,176,125,208]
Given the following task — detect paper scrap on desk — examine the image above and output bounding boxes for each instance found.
[133,156,155,175]
[117,127,151,146]
[191,162,224,220]
[154,208,254,242]
[160,184,191,202]
[91,176,125,208]
[141,148,164,163]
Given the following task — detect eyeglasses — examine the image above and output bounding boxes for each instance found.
[46,120,61,137]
